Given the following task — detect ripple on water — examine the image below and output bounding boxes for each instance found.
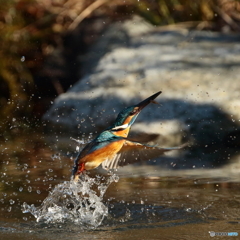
[22,173,119,229]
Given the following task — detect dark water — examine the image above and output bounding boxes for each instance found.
[1,133,240,239]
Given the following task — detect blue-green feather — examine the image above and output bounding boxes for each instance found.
[89,131,123,152]
[107,106,138,129]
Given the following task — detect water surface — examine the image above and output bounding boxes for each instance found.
[1,133,240,239]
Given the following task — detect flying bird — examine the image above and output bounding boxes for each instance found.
[72,91,183,181]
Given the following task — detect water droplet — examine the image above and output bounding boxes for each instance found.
[186,208,192,212]
[19,187,23,192]
[9,199,15,205]
[21,56,25,62]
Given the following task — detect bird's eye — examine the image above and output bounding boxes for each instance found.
[130,109,137,115]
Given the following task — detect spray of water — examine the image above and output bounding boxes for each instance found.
[22,173,119,228]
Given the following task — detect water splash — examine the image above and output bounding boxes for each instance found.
[22,173,119,228]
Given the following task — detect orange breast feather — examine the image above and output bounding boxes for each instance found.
[113,116,134,137]
[82,139,125,170]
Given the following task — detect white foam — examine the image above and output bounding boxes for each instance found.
[22,173,119,228]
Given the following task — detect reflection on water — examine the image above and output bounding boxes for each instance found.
[1,132,240,239]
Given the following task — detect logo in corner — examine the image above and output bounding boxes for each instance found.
[209,231,215,237]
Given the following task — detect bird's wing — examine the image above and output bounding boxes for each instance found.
[127,132,159,143]
[101,140,184,170]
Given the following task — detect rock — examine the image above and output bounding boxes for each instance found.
[43,16,240,167]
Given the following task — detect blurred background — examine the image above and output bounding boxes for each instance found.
[1,0,240,177]
[1,2,240,236]
[1,0,240,135]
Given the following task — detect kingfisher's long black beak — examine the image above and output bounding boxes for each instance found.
[109,91,162,131]
[135,91,162,112]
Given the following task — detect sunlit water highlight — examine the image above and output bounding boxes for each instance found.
[22,173,119,228]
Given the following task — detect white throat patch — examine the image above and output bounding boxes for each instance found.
[111,123,129,131]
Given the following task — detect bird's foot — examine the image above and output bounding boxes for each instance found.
[77,162,85,175]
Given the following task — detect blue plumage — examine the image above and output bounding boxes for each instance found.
[70,91,182,181]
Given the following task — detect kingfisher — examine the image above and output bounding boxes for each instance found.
[72,91,183,181]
